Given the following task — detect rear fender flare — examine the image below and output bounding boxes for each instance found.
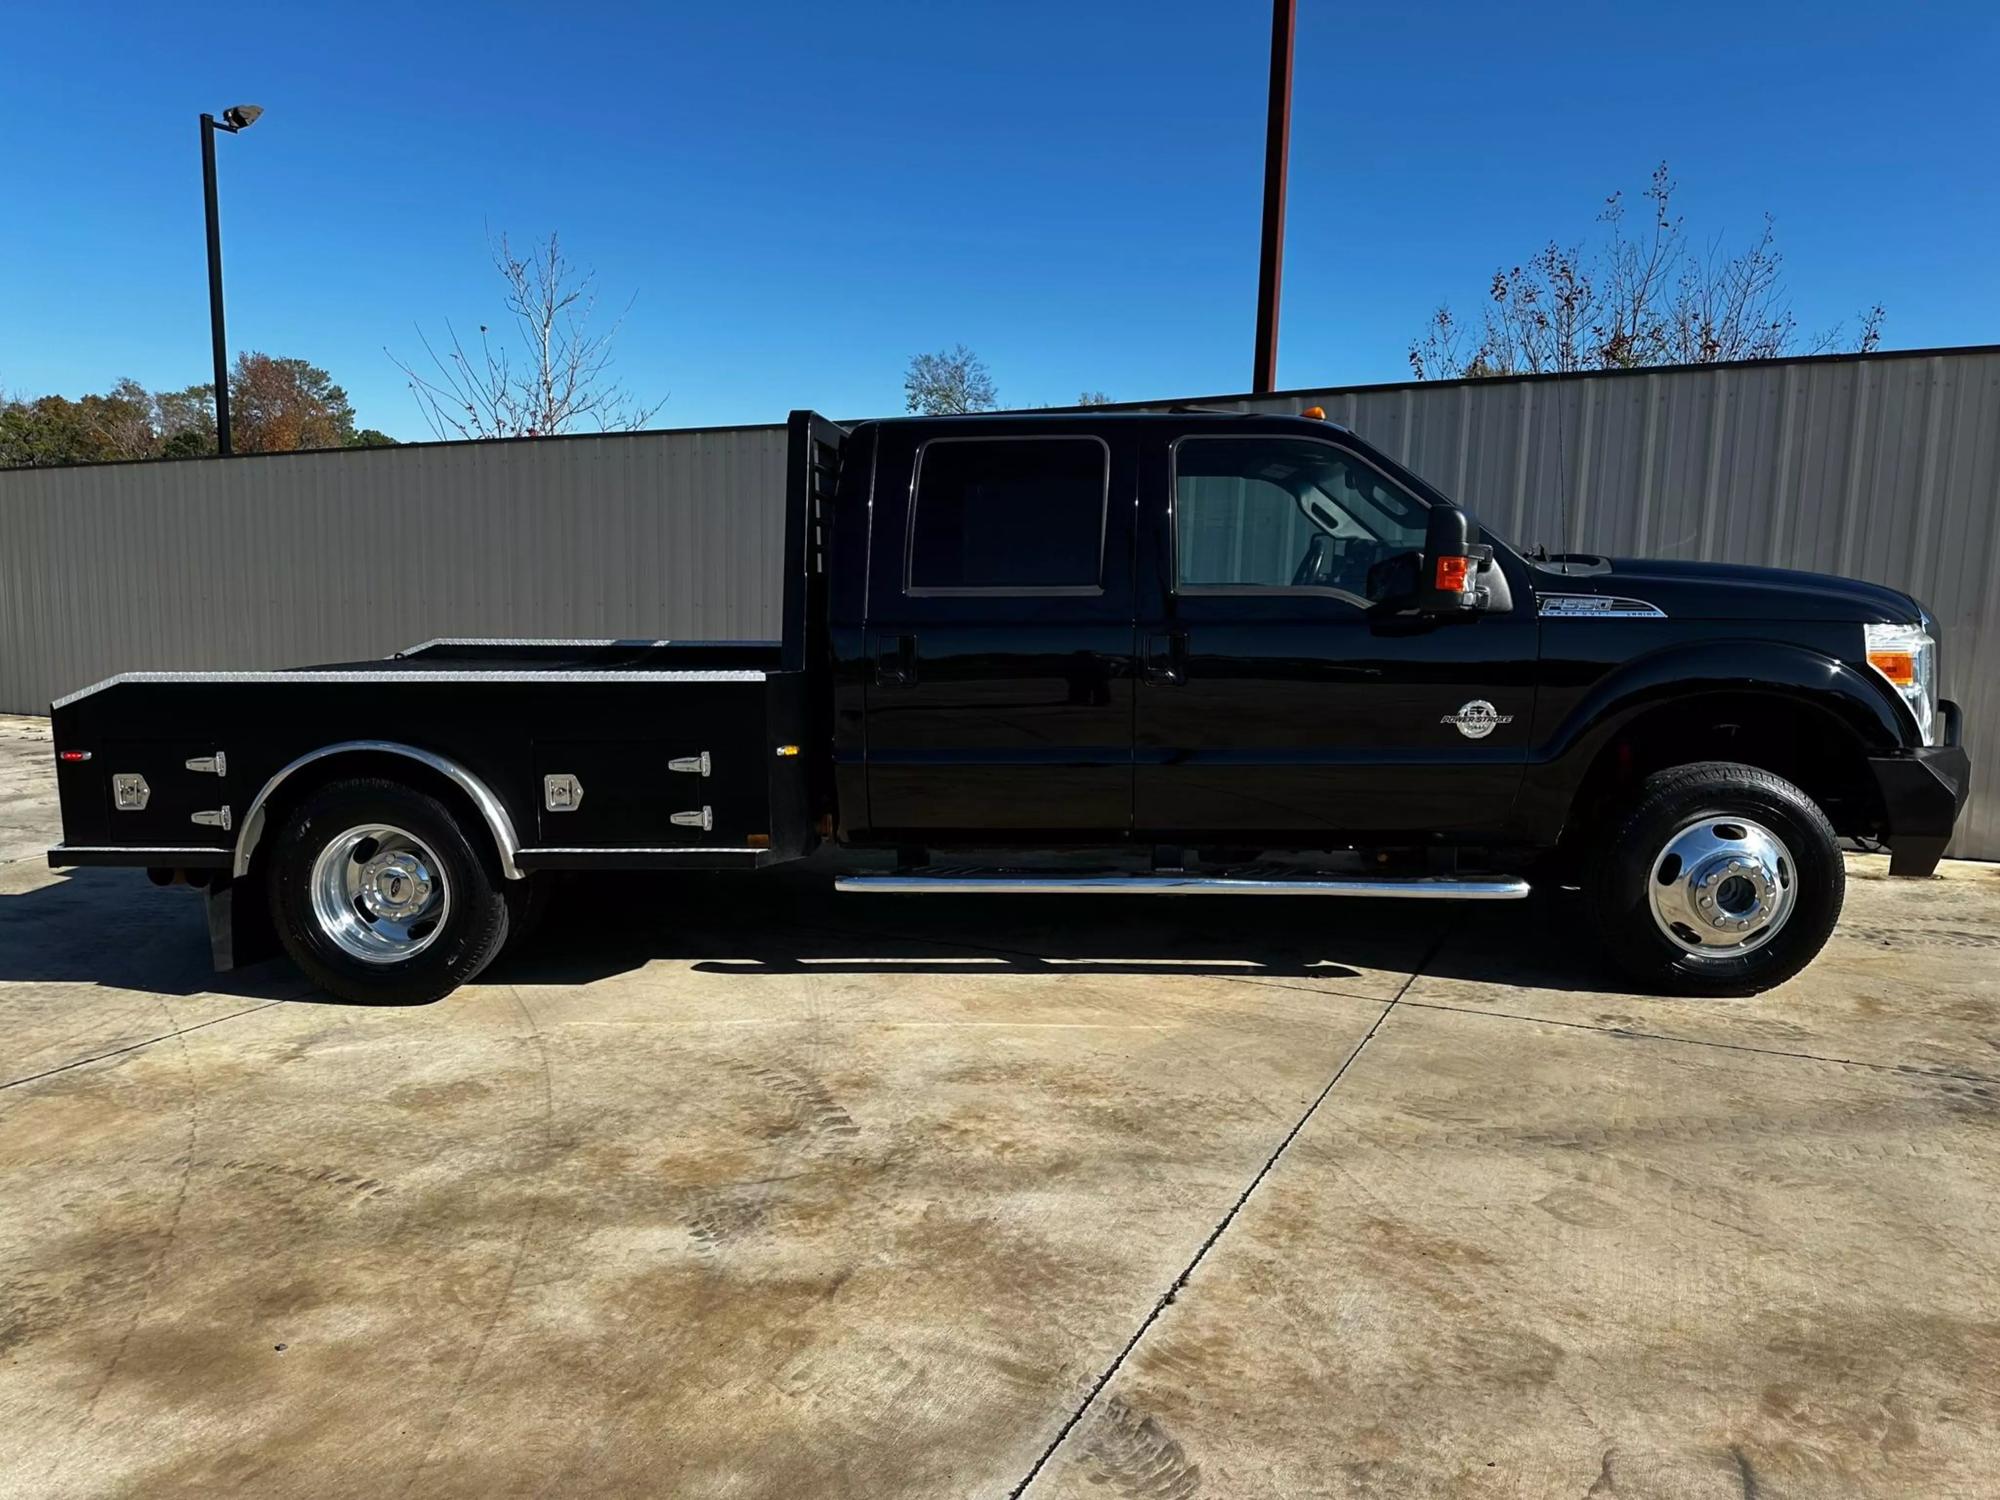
[233,740,524,880]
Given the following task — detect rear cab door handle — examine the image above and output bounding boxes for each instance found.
[874,634,917,687]
[1144,631,1185,685]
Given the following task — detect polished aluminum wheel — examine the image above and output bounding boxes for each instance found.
[1647,814,1796,958]
[308,823,451,964]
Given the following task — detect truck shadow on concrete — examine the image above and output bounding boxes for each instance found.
[0,865,1627,1003]
[490,870,1628,997]
[0,867,310,1001]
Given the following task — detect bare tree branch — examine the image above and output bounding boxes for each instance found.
[391,230,666,439]
[904,345,998,414]
[1409,163,1884,379]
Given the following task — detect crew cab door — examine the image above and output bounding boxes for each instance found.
[1133,429,1535,841]
[860,421,1137,839]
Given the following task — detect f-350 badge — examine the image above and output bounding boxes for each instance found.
[1442,700,1513,740]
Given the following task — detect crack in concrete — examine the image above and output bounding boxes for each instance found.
[0,999,294,1092]
[1242,975,2000,1086]
[1007,926,1449,1498]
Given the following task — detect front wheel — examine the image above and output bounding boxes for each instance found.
[1587,761,1844,996]
[269,777,510,1004]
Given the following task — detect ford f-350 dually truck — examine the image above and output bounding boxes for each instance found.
[47,408,1969,1003]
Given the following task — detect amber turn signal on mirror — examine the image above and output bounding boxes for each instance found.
[1435,555,1472,592]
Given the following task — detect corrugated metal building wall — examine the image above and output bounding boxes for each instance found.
[0,422,790,706]
[3,346,1996,853]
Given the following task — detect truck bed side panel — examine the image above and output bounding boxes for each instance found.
[49,669,810,871]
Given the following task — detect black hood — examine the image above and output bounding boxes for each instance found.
[1531,556,1924,625]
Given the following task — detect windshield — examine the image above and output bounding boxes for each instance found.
[1330,429,1521,560]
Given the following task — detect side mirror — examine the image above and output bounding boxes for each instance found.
[1418,507,1485,614]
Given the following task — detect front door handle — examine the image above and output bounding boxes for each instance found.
[1143,631,1186,686]
[874,634,917,688]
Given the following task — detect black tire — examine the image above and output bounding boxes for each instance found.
[1587,760,1844,996]
[499,872,555,958]
[268,777,510,1004]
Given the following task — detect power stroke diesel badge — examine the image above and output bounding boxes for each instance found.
[1442,700,1514,740]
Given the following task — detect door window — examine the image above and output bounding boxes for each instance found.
[908,437,1108,593]
[1174,437,1427,602]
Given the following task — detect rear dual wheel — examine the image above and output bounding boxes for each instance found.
[269,778,512,1005]
[1588,761,1844,995]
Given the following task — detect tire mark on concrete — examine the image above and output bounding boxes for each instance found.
[1730,1444,1762,1499]
[1010,927,1449,1499]
[216,1159,393,1210]
[746,1063,862,1148]
[537,975,858,1499]
[71,999,202,1436]
[399,985,556,1497]
[1839,923,2000,950]
[1077,1396,1201,1498]
[671,1055,861,1259]
[1585,1448,1617,1496]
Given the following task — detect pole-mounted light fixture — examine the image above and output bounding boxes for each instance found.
[200,104,264,455]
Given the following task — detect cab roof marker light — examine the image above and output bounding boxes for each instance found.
[59,750,91,762]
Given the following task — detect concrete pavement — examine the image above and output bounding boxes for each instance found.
[2,715,1996,1498]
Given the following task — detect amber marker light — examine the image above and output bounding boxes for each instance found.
[1866,648,1917,686]
[1435,556,1471,592]
[1862,622,1937,744]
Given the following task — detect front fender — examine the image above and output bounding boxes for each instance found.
[1543,639,1907,768]
[1518,639,1907,841]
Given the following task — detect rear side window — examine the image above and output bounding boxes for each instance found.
[908,437,1107,592]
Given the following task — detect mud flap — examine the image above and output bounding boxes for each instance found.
[1869,739,1969,878]
[1888,836,1950,878]
[203,869,279,972]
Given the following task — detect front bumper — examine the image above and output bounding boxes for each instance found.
[1867,698,1970,876]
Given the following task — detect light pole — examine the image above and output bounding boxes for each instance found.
[200,104,263,456]
[1252,0,1295,394]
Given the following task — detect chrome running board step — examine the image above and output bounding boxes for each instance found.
[835,873,1531,899]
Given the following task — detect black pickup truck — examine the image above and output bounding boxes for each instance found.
[48,408,1969,1003]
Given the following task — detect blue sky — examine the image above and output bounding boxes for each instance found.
[3,1,1996,439]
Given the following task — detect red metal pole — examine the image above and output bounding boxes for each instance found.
[1252,0,1296,394]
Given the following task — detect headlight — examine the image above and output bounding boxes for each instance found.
[1864,622,1937,745]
